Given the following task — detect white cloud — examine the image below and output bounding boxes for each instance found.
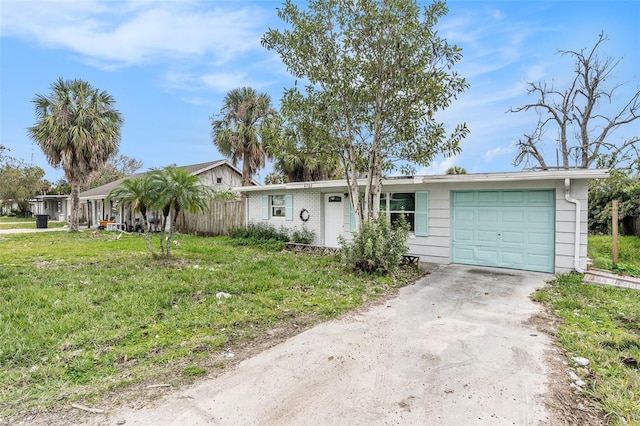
[1,0,268,68]
[483,144,515,162]
[201,73,250,93]
[416,156,460,176]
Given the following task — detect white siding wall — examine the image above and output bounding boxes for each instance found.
[246,178,590,274]
[197,164,244,191]
[247,190,323,245]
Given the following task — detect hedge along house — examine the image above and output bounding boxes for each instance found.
[237,169,608,274]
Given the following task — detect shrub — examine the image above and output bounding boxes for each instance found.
[229,223,288,241]
[229,223,316,245]
[339,214,409,274]
[291,226,315,244]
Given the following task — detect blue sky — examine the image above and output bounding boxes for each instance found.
[1,0,638,183]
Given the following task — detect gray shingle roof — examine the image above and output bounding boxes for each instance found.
[79,160,228,199]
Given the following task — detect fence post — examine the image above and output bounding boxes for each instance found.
[612,200,619,265]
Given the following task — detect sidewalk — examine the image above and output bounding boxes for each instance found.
[0,224,89,234]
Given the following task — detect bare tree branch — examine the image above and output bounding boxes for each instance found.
[508,31,640,170]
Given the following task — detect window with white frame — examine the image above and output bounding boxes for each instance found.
[271,195,286,217]
[380,193,415,232]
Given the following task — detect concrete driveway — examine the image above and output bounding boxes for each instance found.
[94,264,555,426]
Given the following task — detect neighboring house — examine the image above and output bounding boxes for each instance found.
[79,160,249,229]
[236,169,609,274]
[29,195,71,221]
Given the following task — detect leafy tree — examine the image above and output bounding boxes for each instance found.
[0,145,8,164]
[28,77,123,231]
[211,87,278,186]
[266,90,343,183]
[89,154,143,188]
[107,176,156,255]
[48,178,72,195]
[446,166,467,175]
[0,160,46,214]
[510,32,640,170]
[588,169,640,235]
[262,0,468,231]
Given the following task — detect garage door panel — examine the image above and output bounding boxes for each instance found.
[477,230,499,243]
[502,210,524,223]
[478,191,499,203]
[502,251,524,265]
[478,210,499,222]
[502,191,525,203]
[502,231,524,244]
[452,229,474,242]
[476,248,499,263]
[527,191,555,204]
[454,209,475,222]
[452,190,555,273]
[453,247,475,263]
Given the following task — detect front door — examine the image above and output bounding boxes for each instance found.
[324,194,344,247]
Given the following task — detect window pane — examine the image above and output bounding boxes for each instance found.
[391,212,415,232]
[380,193,387,211]
[271,195,285,206]
[390,193,415,212]
[272,207,285,217]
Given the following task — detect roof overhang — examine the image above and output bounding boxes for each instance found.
[235,169,610,192]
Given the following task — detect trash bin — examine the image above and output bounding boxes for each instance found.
[35,214,49,229]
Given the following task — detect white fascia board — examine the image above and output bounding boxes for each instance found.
[421,169,609,183]
[235,169,610,193]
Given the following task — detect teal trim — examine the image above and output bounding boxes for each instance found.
[415,191,429,236]
[285,194,293,221]
[349,200,356,232]
[261,195,269,220]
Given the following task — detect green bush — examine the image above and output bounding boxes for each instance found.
[339,214,409,274]
[291,226,315,245]
[229,223,315,245]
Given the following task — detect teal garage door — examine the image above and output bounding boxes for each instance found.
[451,190,555,272]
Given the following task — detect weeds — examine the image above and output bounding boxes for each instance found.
[0,231,420,418]
[535,273,640,424]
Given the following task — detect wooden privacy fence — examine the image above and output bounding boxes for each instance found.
[622,216,640,237]
[175,199,245,236]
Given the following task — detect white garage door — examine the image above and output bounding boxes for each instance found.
[451,190,555,273]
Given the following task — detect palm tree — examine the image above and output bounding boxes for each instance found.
[211,87,277,186]
[446,166,467,175]
[107,176,156,256]
[148,167,211,256]
[28,78,123,231]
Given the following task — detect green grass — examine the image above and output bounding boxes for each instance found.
[0,217,32,222]
[588,235,640,276]
[0,220,69,229]
[0,231,422,418]
[533,234,640,424]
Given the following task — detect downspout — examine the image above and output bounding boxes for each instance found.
[564,178,584,273]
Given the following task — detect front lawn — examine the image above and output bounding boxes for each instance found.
[535,235,640,425]
[0,232,422,419]
[0,217,68,230]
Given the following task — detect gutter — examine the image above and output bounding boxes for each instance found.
[564,178,584,273]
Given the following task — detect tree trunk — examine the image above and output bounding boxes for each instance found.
[140,208,156,256]
[69,181,80,232]
[241,148,252,186]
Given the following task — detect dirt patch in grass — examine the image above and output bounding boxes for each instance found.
[527,310,607,425]
[7,290,405,426]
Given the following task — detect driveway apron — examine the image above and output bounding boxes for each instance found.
[96,264,554,426]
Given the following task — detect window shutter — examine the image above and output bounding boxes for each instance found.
[262,195,269,220]
[415,191,428,236]
[349,200,356,232]
[285,195,293,221]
